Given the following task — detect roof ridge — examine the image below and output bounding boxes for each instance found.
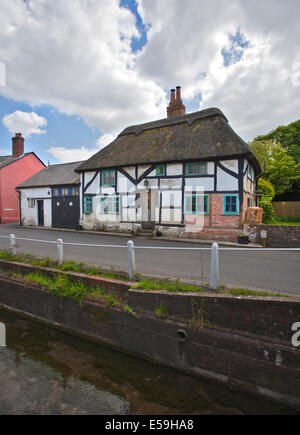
[119,108,227,137]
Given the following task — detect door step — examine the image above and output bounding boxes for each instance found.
[136,230,153,239]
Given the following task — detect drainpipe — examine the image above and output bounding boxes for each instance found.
[16,188,22,226]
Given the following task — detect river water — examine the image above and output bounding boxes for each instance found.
[0,308,294,415]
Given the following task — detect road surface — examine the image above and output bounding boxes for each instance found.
[0,224,299,296]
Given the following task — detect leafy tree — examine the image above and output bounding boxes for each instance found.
[250,140,300,196]
[254,120,300,163]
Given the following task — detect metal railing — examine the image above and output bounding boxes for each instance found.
[0,233,299,289]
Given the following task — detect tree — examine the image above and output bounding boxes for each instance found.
[250,140,300,196]
[254,120,300,163]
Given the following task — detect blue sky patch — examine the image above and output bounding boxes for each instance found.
[120,0,148,52]
[221,28,249,67]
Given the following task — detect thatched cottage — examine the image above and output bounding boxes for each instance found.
[76,87,261,241]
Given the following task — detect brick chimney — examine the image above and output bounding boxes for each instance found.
[12,133,25,158]
[167,86,186,118]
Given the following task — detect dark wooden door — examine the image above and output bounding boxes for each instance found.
[37,200,44,227]
[52,195,80,229]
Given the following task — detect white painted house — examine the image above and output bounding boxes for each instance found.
[17,161,82,229]
[75,88,261,241]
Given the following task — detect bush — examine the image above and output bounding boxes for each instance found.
[259,197,274,223]
[258,178,275,223]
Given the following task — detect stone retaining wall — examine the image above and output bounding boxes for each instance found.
[247,224,300,247]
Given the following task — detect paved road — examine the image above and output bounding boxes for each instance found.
[0,224,299,296]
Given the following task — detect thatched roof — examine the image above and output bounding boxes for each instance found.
[17,161,82,189]
[76,108,261,174]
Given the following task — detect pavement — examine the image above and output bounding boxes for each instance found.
[0,223,299,296]
[16,224,263,248]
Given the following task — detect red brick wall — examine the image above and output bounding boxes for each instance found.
[211,194,240,228]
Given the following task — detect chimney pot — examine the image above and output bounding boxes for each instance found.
[166,86,186,118]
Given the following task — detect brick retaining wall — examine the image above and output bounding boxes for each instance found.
[247,224,300,247]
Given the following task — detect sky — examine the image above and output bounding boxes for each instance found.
[0,0,299,165]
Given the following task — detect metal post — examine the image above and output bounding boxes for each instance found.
[127,240,136,280]
[0,322,5,347]
[57,239,63,265]
[210,242,219,290]
[9,234,16,255]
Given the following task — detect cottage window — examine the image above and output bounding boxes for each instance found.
[84,196,93,214]
[156,164,166,176]
[223,195,239,215]
[185,162,208,176]
[101,169,116,186]
[27,198,36,208]
[100,196,120,214]
[184,195,209,215]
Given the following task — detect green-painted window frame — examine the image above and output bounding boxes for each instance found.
[100,195,120,214]
[185,162,208,176]
[101,169,116,187]
[84,196,93,214]
[223,194,239,215]
[156,164,166,176]
[184,194,209,215]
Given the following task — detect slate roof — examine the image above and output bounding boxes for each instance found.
[76,108,261,175]
[0,153,33,170]
[17,161,83,189]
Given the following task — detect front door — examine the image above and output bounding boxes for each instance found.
[141,191,155,230]
[37,200,44,227]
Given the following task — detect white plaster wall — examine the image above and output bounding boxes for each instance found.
[220,159,239,173]
[138,165,151,178]
[85,171,100,195]
[166,163,183,176]
[216,167,238,191]
[161,191,181,207]
[20,187,52,227]
[160,178,182,189]
[136,178,158,190]
[185,177,214,192]
[207,162,215,175]
[122,166,136,178]
[118,173,135,194]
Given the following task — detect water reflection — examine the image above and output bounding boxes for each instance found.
[0,309,296,415]
[0,347,129,415]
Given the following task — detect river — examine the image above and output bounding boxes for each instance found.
[0,308,294,415]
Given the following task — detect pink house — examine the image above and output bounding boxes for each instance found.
[0,133,45,224]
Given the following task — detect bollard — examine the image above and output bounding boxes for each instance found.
[127,240,136,280]
[57,239,63,265]
[9,234,16,255]
[210,242,219,290]
[0,322,5,347]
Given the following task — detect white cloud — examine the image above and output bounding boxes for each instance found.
[0,0,166,137]
[136,0,300,139]
[48,133,116,163]
[0,0,299,144]
[2,110,47,137]
[96,133,116,150]
[47,146,98,164]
